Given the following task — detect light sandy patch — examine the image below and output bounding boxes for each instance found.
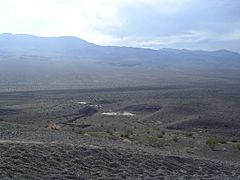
[101,112,135,116]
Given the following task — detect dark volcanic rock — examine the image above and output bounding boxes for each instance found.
[0,108,19,115]
[0,142,239,179]
[167,118,240,130]
[79,106,98,117]
[123,104,162,113]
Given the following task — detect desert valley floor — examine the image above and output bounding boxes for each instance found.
[0,83,240,179]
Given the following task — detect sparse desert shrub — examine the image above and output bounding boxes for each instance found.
[145,136,165,148]
[161,129,166,135]
[232,143,240,151]
[218,138,227,144]
[157,133,164,138]
[185,132,193,138]
[206,138,219,150]
[48,123,60,130]
[107,134,118,140]
[172,135,179,142]
[185,146,195,154]
[88,132,99,137]
[77,129,85,134]
[231,138,238,143]
[206,137,228,150]
[157,129,165,138]
[121,128,134,138]
[106,129,114,136]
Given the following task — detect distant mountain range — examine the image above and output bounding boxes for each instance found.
[1,33,240,66]
[0,33,240,92]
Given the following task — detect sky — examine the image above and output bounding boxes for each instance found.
[0,0,240,52]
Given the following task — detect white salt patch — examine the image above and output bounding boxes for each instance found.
[101,112,135,116]
[121,112,135,116]
[77,101,88,105]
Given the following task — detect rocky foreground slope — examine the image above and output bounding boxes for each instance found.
[1,85,240,179]
[1,140,240,180]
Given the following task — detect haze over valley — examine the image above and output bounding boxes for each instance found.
[1,33,240,92]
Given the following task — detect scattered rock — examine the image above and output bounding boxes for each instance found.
[122,138,132,144]
[48,123,60,130]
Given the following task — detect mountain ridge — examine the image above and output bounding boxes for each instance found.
[0,33,240,68]
[0,33,240,92]
[0,33,239,55]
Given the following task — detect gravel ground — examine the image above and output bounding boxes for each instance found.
[1,141,240,180]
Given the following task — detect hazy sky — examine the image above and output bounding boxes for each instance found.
[0,0,240,51]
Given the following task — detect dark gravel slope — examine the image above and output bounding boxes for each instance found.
[0,141,239,180]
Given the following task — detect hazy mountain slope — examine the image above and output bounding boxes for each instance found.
[0,33,96,56]
[0,33,240,92]
[1,33,240,65]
